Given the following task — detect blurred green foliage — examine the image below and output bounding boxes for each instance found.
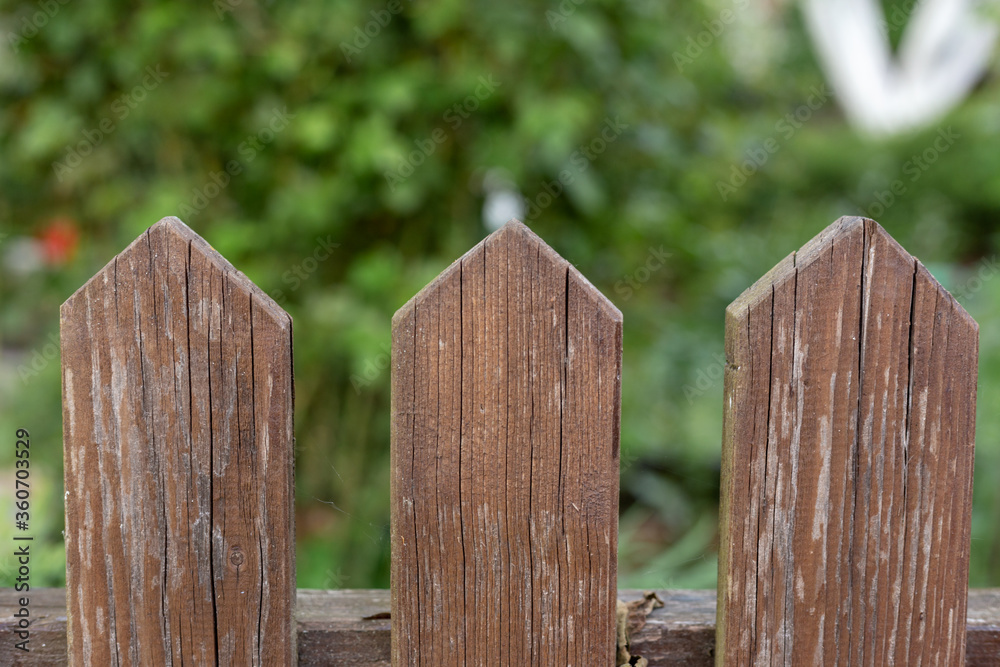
[1,0,999,591]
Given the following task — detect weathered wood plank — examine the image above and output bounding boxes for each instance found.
[60,217,295,665]
[5,588,1000,666]
[719,216,979,665]
[390,220,622,665]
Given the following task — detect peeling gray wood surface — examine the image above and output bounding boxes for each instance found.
[60,217,295,665]
[719,216,978,665]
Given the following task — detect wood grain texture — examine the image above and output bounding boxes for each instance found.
[718,216,979,665]
[60,217,295,666]
[5,588,1000,666]
[390,220,622,666]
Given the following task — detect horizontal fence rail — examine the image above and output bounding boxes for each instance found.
[3,588,1000,665]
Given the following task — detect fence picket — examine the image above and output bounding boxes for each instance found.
[390,220,622,665]
[60,217,295,665]
[718,216,978,665]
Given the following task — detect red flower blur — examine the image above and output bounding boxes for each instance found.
[38,218,80,266]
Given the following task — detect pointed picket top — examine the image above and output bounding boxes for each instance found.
[392,219,623,327]
[391,219,622,665]
[61,216,295,665]
[63,216,290,328]
[718,216,978,665]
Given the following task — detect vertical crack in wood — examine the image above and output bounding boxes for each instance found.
[846,222,869,663]
[165,228,178,661]
[410,300,421,667]
[756,283,775,662]
[183,239,197,661]
[140,231,159,664]
[206,260,220,667]
[764,287,775,665]
[114,257,120,326]
[458,259,468,666]
[920,285,950,663]
[249,296,264,667]
[583,273,594,661]
[560,264,569,667]
[256,537,264,667]
[503,236,512,663]
[108,258,123,667]
[784,250,798,667]
[526,245,536,665]
[432,277,441,662]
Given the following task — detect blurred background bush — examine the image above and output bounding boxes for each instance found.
[1,0,999,590]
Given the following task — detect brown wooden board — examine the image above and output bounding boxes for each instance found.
[390,220,622,665]
[718,216,979,665]
[60,217,295,665]
[5,588,1000,665]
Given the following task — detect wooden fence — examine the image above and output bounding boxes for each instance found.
[1,215,998,666]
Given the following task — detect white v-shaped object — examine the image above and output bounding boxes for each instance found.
[801,0,998,136]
